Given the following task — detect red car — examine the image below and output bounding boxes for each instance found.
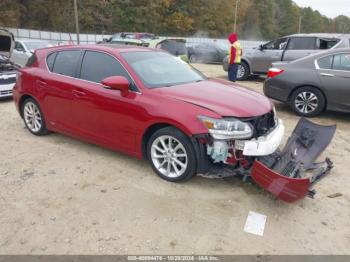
[13,45,335,202]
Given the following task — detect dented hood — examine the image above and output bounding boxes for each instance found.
[0,29,15,58]
[155,79,272,117]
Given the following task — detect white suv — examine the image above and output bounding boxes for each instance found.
[0,29,18,98]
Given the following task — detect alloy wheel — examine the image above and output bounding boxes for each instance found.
[294,91,319,114]
[237,64,245,79]
[150,135,188,178]
[24,102,42,133]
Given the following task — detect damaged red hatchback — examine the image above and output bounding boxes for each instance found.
[13,45,335,202]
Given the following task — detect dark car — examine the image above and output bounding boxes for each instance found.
[264,48,350,117]
[188,42,227,63]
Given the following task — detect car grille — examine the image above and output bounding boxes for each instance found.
[0,89,12,96]
[242,110,276,138]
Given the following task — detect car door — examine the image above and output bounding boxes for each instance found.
[251,37,289,73]
[71,50,140,152]
[41,50,83,133]
[283,37,318,62]
[316,52,350,111]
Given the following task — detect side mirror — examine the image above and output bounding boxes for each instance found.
[101,76,129,97]
[259,44,264,51]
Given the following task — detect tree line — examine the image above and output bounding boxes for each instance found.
[1,0,349,40]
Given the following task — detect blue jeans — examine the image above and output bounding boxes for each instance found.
[228,63,239,82]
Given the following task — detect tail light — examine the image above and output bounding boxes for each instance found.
[267,68,284,78]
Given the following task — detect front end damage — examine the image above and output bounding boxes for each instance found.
[196,115,336,203]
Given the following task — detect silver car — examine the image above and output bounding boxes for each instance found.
[11,39,56,66]
[223,33,350,81]
[264,48,350,117]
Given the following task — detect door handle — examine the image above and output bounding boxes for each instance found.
[320,73,335,77]
[72,89,86,96]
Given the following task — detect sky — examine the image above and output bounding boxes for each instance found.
[293,0,350,18]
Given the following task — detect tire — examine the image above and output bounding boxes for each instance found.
[147,127,197,182]
[290,86,325,117]
[22,98,49,136]
[236,61,250,81]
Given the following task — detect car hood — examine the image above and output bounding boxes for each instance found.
[154,79,272,117]
[0,29,14,58]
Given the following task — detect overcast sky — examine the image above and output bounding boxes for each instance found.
[293,0,350,18]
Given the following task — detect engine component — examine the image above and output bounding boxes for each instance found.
[207,140,229,163]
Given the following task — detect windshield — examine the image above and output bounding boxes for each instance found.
[25,41,52,52]
[122,51,205,88]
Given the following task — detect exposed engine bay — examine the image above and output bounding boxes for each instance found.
[198,115,336,203]
[0,55,18,72]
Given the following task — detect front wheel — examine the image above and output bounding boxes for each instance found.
[147,127,197,182]
[290,87,325,117]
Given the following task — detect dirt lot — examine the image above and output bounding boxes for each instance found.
[0,63,349,255]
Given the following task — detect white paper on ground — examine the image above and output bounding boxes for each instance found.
[244,211,267,236]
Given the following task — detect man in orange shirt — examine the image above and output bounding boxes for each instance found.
[228,32,242,82]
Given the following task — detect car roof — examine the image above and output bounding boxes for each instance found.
[286,33,350,39]
[36,44,157,54]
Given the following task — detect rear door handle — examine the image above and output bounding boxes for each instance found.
[72,89,86,97]
[320,73,335,77]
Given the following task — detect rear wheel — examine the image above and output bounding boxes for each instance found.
[290,87,325,117]
[147,127,196,182]
[236,61,250,81]
[22,98,49,136]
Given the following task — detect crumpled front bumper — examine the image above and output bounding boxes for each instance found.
[250,118,336,203]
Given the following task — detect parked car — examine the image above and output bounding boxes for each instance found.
[149,38,188,61]
[0,28,18,98]
[264,48,350,117]
[223,33,350,81]
[13,44,335,202]
[188,42,228,63]
[11,39,57,66]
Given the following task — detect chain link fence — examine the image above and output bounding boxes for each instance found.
[6,28,264,49]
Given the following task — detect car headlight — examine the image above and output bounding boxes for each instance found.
[198,116,253,140]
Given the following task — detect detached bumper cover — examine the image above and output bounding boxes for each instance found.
[251,118,336,202]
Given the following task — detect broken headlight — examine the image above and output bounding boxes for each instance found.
[198,116,253,140]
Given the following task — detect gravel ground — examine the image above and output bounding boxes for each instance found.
[0,63,349,255]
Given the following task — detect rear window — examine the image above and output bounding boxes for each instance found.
[317,38,339,49]
[46,52,57,71]
[287,37,316,50]
[52,50,81,77]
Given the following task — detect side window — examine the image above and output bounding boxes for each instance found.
[52,50,81,77]
[287,37,316,50]
[316,38,339,49]
[264,38,288,50]
[332,54,350,71]
[15,42,25,51]
[80,51,133,86]
[46,52,57,71]
[317,55,333,69]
